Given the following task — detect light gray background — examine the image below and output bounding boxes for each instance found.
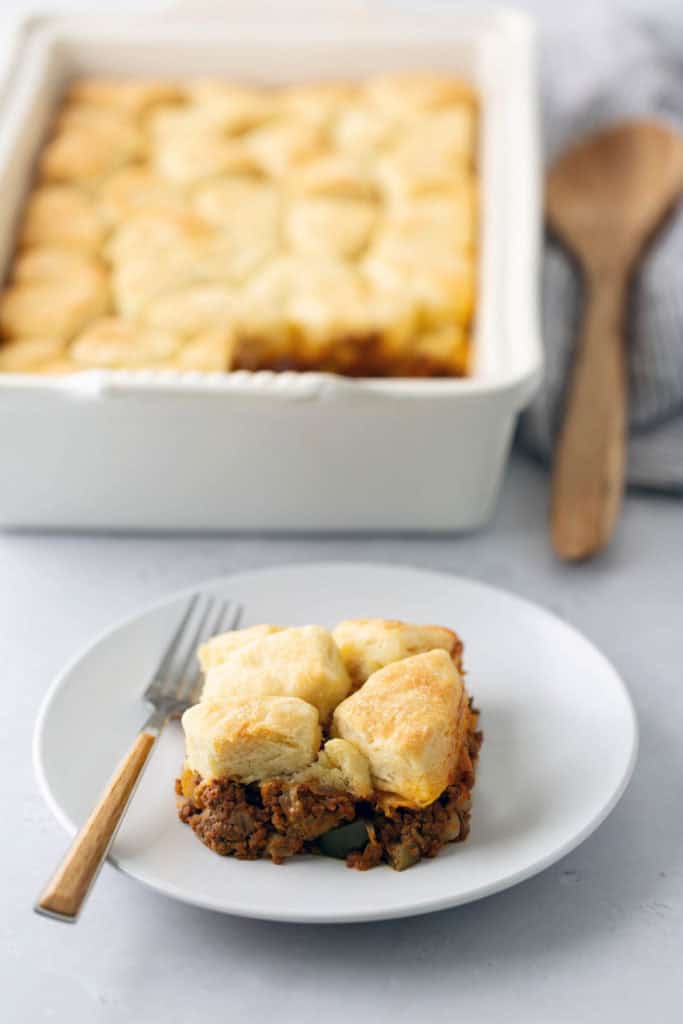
[2,3,682,1022]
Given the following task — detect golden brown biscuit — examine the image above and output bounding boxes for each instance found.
[152,122,259,186]
[237,256,370,358]
[198,624,285,672]
[364,250,474,331]
[107,202,276,317]
[0,266,109,342]
[99,167,187,226]
[331,649,467,807]
[201,625,352,723]
[290,738,372,798]
[0,337,67,373]
[387,190,476,249]
[19,185,105,252]
[143,285,236,337]
[185,80,280,133]
[39,111,145,184]
[54,102,140,137]
[105,210,212,317]
[410,324,470,376]
[12,247,102,284]
[192,176,280,233]
[70,317,181,368]
[245,119,325,177]
[172,330,235,372]
[289,154,379,201]
[104,208,210,265]
[182,695,321,783]
[332,618,462,688]
[333,104,401,157]
[286,197,377,260]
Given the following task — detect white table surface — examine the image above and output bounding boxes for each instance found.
[2,1,683,1020]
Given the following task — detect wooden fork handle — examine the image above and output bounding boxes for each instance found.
[35,728,158,922]
[551,269,628,560]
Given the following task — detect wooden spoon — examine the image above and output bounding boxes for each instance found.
[546,120,683,561]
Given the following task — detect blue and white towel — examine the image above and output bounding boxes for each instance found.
[519,13,683,491]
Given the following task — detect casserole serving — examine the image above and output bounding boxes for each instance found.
[0,7,541,531]
[177,617,482,871]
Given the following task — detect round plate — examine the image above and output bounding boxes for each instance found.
[34,562,637,924]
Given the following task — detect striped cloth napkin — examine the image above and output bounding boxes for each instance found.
[518,13,683,491]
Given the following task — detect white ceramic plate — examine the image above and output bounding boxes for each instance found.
[34,563,637,924]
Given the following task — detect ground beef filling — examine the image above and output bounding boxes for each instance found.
[176,708,482,871]
[348,717,482,871]
[177,776,356,864]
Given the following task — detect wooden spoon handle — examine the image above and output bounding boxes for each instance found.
[551,271,628,560]
[35,729,157,922]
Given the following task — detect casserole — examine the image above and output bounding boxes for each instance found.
[0,6,541,531]
[177,615,482,871]
[0,71,478,378]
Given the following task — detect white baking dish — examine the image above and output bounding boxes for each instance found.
[0,5,541,532]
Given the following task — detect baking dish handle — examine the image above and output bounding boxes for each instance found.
[9,369,361,402]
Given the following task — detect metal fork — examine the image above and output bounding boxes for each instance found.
[35,593,243,923]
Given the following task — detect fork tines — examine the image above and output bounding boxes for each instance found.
[144,594,243,708]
